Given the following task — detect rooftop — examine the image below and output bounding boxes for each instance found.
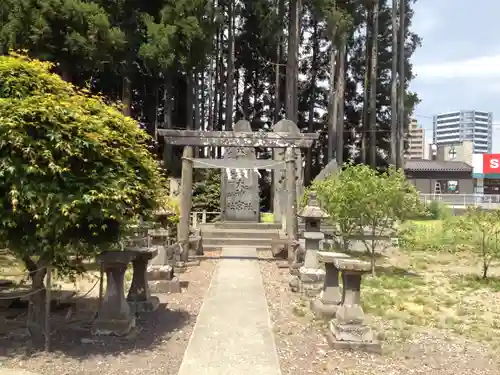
[404,159,472,172]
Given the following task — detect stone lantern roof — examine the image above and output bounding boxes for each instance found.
[298,191,329,219]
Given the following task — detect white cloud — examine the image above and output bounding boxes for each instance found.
[415,54,500,80]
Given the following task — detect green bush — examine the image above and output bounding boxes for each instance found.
[399,218,464,253]
[426,200,452,220]
[0,53,166,276]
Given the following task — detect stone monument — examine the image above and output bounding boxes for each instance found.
[221,120,260,222]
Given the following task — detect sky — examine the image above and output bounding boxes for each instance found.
[410,0,500,152]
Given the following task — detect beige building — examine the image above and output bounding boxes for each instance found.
[406,119,425,159]
[429,140,474,165]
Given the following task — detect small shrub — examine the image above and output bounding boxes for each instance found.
[426,201,452,220]
[399,220,459,252]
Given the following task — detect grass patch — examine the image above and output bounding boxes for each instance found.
[450,274,500,292]
[363,249,500,346]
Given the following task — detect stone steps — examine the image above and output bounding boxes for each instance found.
[206,222,282,230]
[202,237,280,248]
[199,222,284,251]
[202,244,273,252]
[201,228,279,239]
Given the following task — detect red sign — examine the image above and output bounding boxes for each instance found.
[483,154,500,174]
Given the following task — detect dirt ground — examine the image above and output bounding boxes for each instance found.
[0,255,218,375]
[3,246,500,375]
[259,250,500,375]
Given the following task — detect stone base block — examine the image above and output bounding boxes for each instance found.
[289,275,300,292]
[302,282,322,297]
[174,261,187,273]
[186,258,201,266]
[325,329,381,354]
[271,243,287,259]
[310,298,338,319]
[129,296,160,313]
[326,320,381,354]
[92,315,136,336]
[149,277,181,294]
[299,267,325,283]
[290,268,300,276]
[276,260,289,268]
[147,265,173,280]
[289,262,302,276]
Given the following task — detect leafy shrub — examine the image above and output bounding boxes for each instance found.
[455,207,500,279]
[309,164,424,274]
[399,220,459,252]
[0,53,166,275]
[426,200,452,220]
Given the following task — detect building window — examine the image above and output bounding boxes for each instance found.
[437,180,460,194]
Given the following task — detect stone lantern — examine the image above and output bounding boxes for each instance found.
[297,191,329,296]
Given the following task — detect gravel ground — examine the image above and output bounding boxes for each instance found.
[259,251,500,375]
[0,256,218,375]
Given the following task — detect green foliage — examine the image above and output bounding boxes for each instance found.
[139,0,211,71]
[310,164,424,273]
[425,200,452,220]
[0,53,73,98]
[399,220,460,253]
[455,207,500,279]
[0,0,125,72]
[192,169,221,213]
[0,54,166,273]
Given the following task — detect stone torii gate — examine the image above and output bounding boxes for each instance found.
[158,119,319,258]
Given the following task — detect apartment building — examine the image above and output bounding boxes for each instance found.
[406,119,425,159]
[433,110,492,154]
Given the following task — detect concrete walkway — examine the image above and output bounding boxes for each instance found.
[0,369,41,375]
[177,247,281,375]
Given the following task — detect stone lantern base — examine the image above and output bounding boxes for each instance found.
[298,267,325,297]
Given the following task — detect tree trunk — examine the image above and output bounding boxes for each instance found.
[361,10,372,165]
[23,257,48,347]
[368,0,379,168]
[336,37,347,167]
[162,75,174,171]
[305,18,319,185]
[390,0,398,167]
[186,72,194,130]
[225,0,235,131]
[330,47,340,166]
[286,0,300,123]
[274,0,285,123]
[60,65,72,83]
[208,58,214,130]
[194,71,202,157]
[327,24,338,164]
[217,35,225,155]
[122,76,132,116]
[212,23,221,157]
[164,76,173,128]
